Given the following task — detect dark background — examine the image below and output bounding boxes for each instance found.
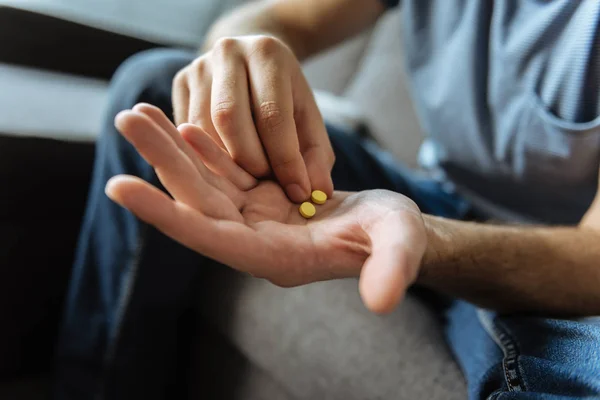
[0,5,166,383]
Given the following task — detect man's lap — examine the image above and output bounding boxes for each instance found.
[184,125,472,399]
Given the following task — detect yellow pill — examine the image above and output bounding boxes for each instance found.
[311,190,328,205]
[299,202,316,219]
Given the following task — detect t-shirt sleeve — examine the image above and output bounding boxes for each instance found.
[378,0,400,8]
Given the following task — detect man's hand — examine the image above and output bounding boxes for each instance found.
[172,35,335,203]
[106,104,427,313]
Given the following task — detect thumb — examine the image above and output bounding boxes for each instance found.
[358,211,426,314]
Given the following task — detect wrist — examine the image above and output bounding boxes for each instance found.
[201,4,309,59]
[418,215,453,285]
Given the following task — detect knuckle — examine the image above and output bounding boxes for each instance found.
[191,57,209,75]
[212,37,238,56]
[172,69,187,87]
[211,100,238,128]
[258,101,286,135]
[252,36,283,59]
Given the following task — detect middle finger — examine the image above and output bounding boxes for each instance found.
[115,110,242,221]
[211,41,270,178]
[132,103,241,203]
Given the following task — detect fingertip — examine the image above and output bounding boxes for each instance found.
[177,122,196,132]
[105,175,126,201]
[318,175,335,198]
[307,170,333,198]
[358,251,409,314]
[114,109,149,133]
[285,183,310,203]
[359,278,403,315]
[179,124,216,156]
[178,123,208,143]
[177,123,197,142]
[114,110,131,129]
[105,175,142,202]
[326,184,334,198]
[132,102,155,113]
[272,155,312,201]
[303,154,334,198]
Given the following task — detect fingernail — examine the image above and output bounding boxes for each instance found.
[105,176,126,201]
[105,177,118,198]
[286,183,308,202]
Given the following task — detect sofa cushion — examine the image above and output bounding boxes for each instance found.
[0,1,373,142]
[0,63,107,141]
[1,0,247,47]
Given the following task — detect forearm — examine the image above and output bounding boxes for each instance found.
[202,2,308,58]
[419,216,600,316]
[202,0,386,60]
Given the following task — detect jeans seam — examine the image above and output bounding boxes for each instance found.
[486,389,503,400]
[98,221,148,400]
[478,310,527,393]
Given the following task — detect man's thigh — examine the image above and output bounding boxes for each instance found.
[193,267,467,400]
[445,301,600,399]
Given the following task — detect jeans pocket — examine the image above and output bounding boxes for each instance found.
[477,310,527,393]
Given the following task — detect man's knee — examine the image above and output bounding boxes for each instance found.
[107,48,195,114]
[98,49,194,154]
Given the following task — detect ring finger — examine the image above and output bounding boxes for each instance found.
[187,59,226,149]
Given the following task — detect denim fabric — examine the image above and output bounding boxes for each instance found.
[54,49,600,400]
[379,0,400,8]
[54,49,204,400]
[446,303,600,400]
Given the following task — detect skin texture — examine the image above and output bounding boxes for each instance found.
[202,0,387,59]
[171,0,386,202]
[421,216,600,316]
[107,105,427,314]
[108,105,600,317]
[172,35,333,203]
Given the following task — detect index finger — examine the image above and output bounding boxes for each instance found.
[292,73,335,197]
[246,52,311,203]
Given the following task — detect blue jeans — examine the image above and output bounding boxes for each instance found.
[55,49,600,400]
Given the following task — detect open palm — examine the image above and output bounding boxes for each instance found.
[107,104,427,312]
